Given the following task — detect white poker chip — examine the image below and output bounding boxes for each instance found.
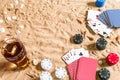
[40,71,53,80]
[55,67,67,79]
[41,58,52,70]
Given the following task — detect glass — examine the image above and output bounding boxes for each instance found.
[1,37,29,69]
[0,26,29,70]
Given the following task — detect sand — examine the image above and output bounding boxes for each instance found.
[0,0,120,80]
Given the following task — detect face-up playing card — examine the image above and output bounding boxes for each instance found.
[87,10,101,21]
[88,20,112,37]
[87,10,112,37]
[62,48,89,64]
[76,57,98,80]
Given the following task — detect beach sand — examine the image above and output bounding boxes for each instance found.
[0,0,120,80]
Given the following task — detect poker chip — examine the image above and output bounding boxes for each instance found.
[41,58,52,70]
[40,71,53,80]
[73,34,83,44]
[96,38,107,50]
[55,67,67,79]
[98,68,110,80]
[106,53,119,65]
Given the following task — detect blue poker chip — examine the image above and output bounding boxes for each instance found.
[40,71,53,80]
[55,67,67,79]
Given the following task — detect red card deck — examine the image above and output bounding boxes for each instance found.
[67,57,98,80]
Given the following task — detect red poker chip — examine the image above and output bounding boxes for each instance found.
[106,53,119,65]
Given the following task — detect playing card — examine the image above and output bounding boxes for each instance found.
[76,57,98,80]
[62,50,74,64]
[98,12,108,25]
[88,19,112,37]
[106,9,120,27]
[62,48,89,64]
[73,48,89,60]
[67,59,78,80]
[87,10,112,37]
[87,10,101,21]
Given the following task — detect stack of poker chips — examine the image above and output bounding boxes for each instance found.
[106,53,119,65]
[98,68,110,80]
[96,38,107,50]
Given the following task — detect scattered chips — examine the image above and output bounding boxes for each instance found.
[106,53,119,65]
[55,67,67,79]
[96,38,107,50]
[41,58,52,70]
[98,68,110,80]
[73,34,83,44]
[40,71,53,80]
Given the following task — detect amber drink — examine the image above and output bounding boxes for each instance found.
[1,38,29,69]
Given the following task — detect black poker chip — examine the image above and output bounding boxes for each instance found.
[98,68,110,80]
[73,34,83,44]
[96,38,107,50]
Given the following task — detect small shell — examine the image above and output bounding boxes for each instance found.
[12,16,17,20]
[19,25,24,29]
[3,10,7,15]
[15,0,19,4]
[98,60,103,65]
[10,4,14,8]
[32,58,38,66]
[0,19,3,23]
[106,49,111,53]
[6,16,12,21]
[20,3,24,8]
[0,27,5,33]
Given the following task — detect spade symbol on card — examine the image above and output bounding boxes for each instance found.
[79,52,83,56]
[103,31,108,37]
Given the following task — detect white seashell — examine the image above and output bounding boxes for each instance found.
[0,27,5,33]
[33,58,38,66]
[6,16,12,21]
[20,3,24,8]
[12,16,17,20]
[15,0,19,4]
[3,10,7,15]
[0,19,3,23]
[19,25,24,29]
[10,4,14,8]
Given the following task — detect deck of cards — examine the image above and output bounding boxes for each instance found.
[87,10,112,37]
[62,48,98,80]
[98,9,120,28]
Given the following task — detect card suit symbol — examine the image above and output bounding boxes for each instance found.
[96,15,99,18]
[67,58,69,60]
[103,32,107,34]
[93,23,96,27]
[103,32,108,36]
[79,52,83,56]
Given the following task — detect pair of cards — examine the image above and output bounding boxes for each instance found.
[67,57,98,80]
[98,9,120,28]
[62,48,89,64]
[87,10,112,37]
